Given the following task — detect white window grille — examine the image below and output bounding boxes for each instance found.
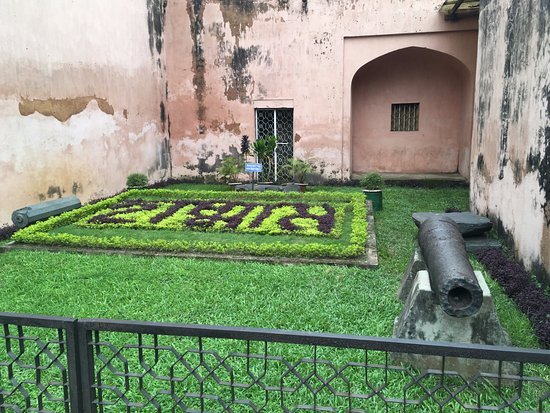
[255,109,294,182]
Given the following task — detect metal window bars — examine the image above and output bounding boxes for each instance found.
[0,312,548,412]
[391,103,420,132]
[255,109,294,182]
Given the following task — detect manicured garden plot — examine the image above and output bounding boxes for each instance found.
[12,189,369,262]
[1,185,548,412]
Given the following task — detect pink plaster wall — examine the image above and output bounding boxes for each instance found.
[0,1,169,226]
[165,0,478,181]
[0,0,479,227]
[351,47,469,174]
[342,30,478,178]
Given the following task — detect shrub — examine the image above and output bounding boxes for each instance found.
[0,225,17,241]
[281,159,313,183]
[240,135,250,159]
[360,173,384,190]
[253,135,277,180]
[126,173,148,188]
[475,248,550,348]
[217,156,242,183]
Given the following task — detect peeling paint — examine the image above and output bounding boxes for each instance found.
[47,185,63,199]
[218,0,267,39]
[19,96,114,122]
[511,158,523,185]
[539,131,550,226]
[160,101,166,132]
[211,120,242,134]
[72,182,83,195]
[224,45,260,102]
[278,0,289,10]
[147,0,167,55]
[187,0,207,130]
[498,0,534,180]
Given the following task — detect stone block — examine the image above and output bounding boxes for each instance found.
[412,212,492,237]
[393,270,513,377]
[397,246,426,301]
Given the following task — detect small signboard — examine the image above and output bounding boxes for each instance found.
[245,163,263,173]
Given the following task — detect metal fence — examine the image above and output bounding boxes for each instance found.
[0,312,548,412]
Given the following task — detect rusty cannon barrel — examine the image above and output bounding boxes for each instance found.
[418,216,483,317]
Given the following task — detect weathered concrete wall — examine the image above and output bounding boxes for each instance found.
[0,0,479,226]
[165,0,477,180]
[471,0,549,282]
[0,0,170,225]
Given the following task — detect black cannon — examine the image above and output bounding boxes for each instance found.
[418,216,483,317]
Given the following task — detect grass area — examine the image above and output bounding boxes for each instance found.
[0,184,541,346]
[1,184,548,412]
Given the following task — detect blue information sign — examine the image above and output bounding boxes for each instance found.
[245,163,263,173]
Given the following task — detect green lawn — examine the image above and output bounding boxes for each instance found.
[0,184,539,347]
[1,184,547,412]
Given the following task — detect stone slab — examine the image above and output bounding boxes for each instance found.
[397,246,426,301]
[393,270,513,377]
[464,236,502,252]
[412,212,492,237]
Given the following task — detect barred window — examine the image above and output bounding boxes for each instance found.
[391,103,419,131]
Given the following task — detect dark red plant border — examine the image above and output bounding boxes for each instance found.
[475,248,550,348]
[0,225,17,241]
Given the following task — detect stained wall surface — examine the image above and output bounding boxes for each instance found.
[0,0,169,225]
[471,0,549,282]
[351,47,470,174]
[0,0,479,227]
[165,0,478,180]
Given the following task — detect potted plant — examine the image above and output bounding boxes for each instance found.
[360,172,384,211]
[126,173,148,189]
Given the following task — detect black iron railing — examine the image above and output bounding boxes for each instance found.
[0,312,548,412]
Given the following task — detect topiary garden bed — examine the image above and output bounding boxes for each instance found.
[11,189,376,267]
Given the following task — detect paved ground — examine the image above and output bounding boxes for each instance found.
[351,172,467,182]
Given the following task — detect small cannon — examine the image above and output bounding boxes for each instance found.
[12,196,81,228]
[418,216,483,317]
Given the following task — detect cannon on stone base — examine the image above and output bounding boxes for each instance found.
[393,216,511,377]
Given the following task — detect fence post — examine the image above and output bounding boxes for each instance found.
[76,321,96,413]
[65,320,83,413]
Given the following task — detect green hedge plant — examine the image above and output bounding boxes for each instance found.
[360,173,384,190]
[126,173,148,188]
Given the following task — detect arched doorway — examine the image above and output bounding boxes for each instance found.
[351,47,471,175]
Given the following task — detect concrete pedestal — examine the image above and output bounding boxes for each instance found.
[393,270,513,377]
